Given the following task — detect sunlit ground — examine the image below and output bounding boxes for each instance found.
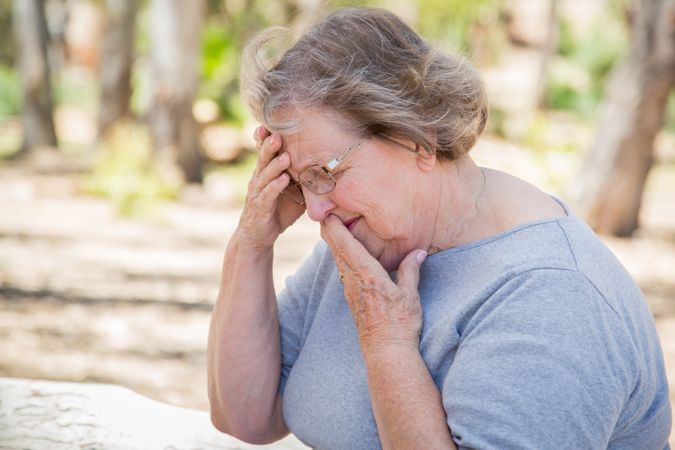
[0,128,673,412]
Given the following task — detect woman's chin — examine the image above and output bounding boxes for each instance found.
[378,253,406,273]
[356,236,404,272]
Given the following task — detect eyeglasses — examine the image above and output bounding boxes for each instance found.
[283,138,369,205]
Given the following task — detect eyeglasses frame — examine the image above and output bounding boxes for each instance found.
[284,137,370,205]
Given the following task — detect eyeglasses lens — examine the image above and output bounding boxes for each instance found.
[299,166,335,195]
[283,181,305,204]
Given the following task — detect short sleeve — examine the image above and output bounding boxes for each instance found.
[277,240,332,395]
[443,269,637,450]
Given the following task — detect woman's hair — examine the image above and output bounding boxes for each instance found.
[240,7,488,160]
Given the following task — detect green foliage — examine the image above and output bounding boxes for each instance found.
[522,113,557,152]
[0,0,14,65]
[133,6,151,57]
[546,71,601,115]
[0,119,21,158]
[522,111,587,154]
[198,0,294,126]
[130,60,152,117]
[487,106,507,138]
[80,122,181,218]
[200,20,245,124]
[127,7,151,117]
[546,16,628,115]
[332,0,499,54]
[53,70,98,114]
[414,0,498,52]
[556,17,577,58]
[562,22,622,81]
[196,0,503,129]
[0,64,20,119]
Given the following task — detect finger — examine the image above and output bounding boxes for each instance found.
[260,133,281,161]
[253,133,282,176]
[395,249,426,295]
[253,151,291,191]
[254,125,270,148]
[320,217,356,280]
[321,214,385,275]
[254,171,291,210]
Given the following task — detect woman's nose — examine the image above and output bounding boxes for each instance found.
[303,190,336,222]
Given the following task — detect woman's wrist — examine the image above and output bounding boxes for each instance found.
[217,231,275,298]
[360,339,421,366]
[228,229,275,261]
[357,323,421,359]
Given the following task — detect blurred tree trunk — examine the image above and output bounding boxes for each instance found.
[98,0,136,135]
[572,0,675,236]
[13,0,57,153]
[149,0,205,183]
[44,0,69,75]
[536,0,558,109]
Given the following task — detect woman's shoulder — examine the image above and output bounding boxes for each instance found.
[422,192,645,323]
[481,168,568,229]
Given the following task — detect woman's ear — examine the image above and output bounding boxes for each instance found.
[415,144,436,172]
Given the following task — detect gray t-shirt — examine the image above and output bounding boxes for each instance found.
[277,205,671,449]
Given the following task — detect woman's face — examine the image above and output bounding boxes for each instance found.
[278,109,437,271]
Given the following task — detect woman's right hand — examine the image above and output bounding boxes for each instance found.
[236,126,305,250]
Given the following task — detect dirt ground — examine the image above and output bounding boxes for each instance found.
[1,144,674,445]
[0,149,321,412]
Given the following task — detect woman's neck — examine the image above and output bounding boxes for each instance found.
[427,156,490,254]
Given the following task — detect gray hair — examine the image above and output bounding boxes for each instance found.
[240,7,488,160]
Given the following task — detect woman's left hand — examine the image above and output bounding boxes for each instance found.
[321,214,427,353]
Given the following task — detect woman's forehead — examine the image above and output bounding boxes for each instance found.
[277,111,355,167]
[281,128,341,174]
[273,107,355,142]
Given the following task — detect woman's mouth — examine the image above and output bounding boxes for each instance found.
[344,217,361,232]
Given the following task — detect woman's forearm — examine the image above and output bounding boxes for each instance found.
[207,234,288,443]
[363,345,457,450]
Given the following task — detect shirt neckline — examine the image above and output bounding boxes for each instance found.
[423,195,575,261]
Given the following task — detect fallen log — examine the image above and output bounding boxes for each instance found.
[0,377,308,450]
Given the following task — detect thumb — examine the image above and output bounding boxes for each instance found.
[396,249,427,293]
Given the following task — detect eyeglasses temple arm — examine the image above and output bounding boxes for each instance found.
[325,138,369,172]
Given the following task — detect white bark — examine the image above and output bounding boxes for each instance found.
[149,0,205,183]
[0,377,308,450]
[13,0,57,153]
[98,0,136,135]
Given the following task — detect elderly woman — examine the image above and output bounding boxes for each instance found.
[207,7,671,450]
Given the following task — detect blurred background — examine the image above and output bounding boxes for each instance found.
[0,0,674,443]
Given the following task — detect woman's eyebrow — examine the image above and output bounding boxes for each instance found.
[287,150,325,179]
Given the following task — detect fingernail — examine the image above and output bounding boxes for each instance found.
[269,135,276,145]
[280,152,288,161]
[416,250,427,265]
